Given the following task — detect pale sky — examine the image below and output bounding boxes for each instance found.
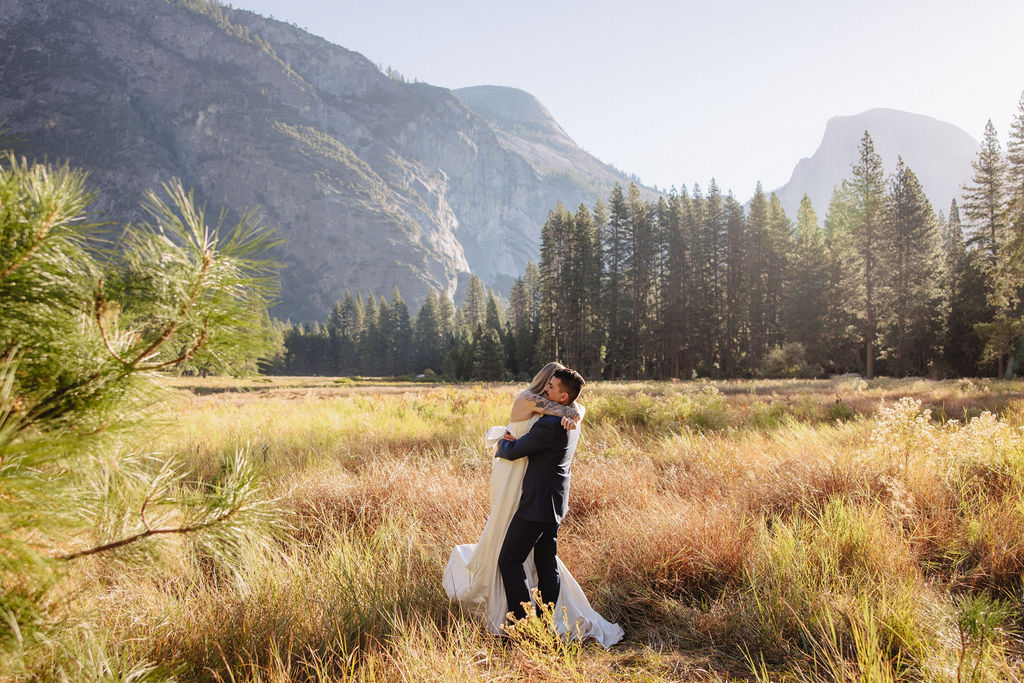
[231,0,1023,197]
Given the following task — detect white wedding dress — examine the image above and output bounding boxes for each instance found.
[442,410,624,648]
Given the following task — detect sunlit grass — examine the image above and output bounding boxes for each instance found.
[29,377,1024,680]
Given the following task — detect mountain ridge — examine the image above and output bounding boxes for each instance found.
[0,0,648,320]
[453,85,655,205]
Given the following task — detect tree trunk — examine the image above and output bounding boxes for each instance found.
[866,340,874,380]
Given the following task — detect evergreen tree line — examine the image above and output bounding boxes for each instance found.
[266,274,519,379]
[274,93,1024,381]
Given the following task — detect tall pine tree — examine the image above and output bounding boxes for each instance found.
[536,203,571,363]
[943,200,990,375]
[602,184,632,378]
[463,275,487,331]
[963,120,1011,375]
[626,184,655,377]
[963,120,1009,270]
[745,184,771,370]
[661,188,691,378]
[885,159,946,376]
[722,194,747,376]
[849,132,888,378]
[824,184,865,373]
[765,193,792,355]
[689,181,726,375]
[786,195,829,372]
[414,289,445,372]
[998,94,1024,375]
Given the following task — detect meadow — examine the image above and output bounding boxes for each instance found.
[45,376,1024,681]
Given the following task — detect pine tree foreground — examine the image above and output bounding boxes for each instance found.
[0,153,282,676]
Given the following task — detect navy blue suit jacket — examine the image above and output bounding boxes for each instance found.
[496,415,576,525]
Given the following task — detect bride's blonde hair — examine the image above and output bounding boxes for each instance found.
[526,362,565,395]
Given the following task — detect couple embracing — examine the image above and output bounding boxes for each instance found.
[443,363,624,648]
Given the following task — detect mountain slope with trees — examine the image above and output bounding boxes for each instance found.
[0,0,647,321]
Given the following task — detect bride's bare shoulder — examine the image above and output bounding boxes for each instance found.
[509,391,536,421]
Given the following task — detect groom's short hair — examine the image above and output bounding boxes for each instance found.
[553,367,585,403]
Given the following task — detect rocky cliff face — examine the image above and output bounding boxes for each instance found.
[773,109,980,219]
[454,85,650,202]
[0,0,642,320]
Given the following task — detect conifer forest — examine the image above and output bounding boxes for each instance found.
[275,95,1024,381]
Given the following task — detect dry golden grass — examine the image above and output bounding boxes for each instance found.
[36,377,1024,681]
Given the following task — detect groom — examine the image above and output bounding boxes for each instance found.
[496,366,585,622]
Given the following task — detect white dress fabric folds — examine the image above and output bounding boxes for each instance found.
[443,411,624,648]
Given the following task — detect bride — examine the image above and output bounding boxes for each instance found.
[443,362,624,648]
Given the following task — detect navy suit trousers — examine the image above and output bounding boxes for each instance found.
[497,516,560,621]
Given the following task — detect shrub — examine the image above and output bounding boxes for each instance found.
[759,342,820,379]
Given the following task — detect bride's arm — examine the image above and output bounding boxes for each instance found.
[517,390,581,424]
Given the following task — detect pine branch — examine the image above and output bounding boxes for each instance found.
[0,208,59,283]
[57,503,241,562]
[93,278,133,366]
[128,247,213,370]
[140,319,209,370]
